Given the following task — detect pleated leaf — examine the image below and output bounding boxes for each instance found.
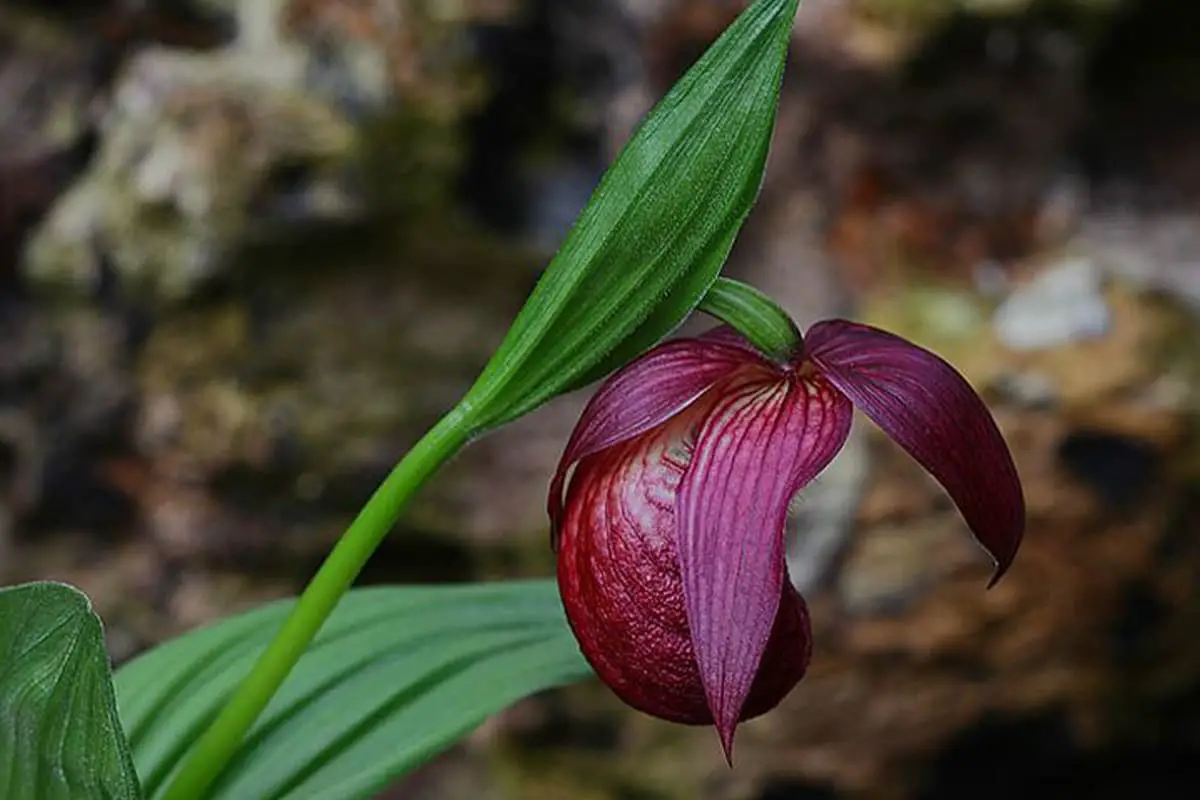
[0,582,141,800]
[114,580,590,800]
[462,0,800,430]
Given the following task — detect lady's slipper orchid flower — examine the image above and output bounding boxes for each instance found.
[550,320,1024,759]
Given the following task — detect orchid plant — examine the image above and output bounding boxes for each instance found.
[553,316,1023,759]
[0,1,1023,798]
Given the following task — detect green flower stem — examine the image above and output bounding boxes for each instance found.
[159,407,474,800]
[698,276,801,360]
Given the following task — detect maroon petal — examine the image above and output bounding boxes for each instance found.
[556,401,814,734]
[549,336,755,545]
[676,374,852,758]
[805,319,1025,582]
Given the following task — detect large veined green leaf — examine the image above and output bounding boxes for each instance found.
[115,580,591,800]
[0,582,141,800]
[461,0,801,430]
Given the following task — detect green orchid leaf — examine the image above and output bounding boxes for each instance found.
[697,276,801,360]
[0,582,141,800]
[462,0,800,429]
[115,580,590,800]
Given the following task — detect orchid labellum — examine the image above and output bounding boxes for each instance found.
[550,320,1024,759]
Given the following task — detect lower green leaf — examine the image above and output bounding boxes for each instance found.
[0,581,141,800]
[114,580,592,800]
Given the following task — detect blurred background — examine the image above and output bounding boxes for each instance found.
[2,0,1199,797]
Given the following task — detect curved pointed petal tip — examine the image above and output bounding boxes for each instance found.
[806,320,1025,581]
[548,336,750,546]
[677,374,851,752]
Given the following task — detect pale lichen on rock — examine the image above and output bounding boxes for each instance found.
[21,0,497,303]
[22,43,356,302]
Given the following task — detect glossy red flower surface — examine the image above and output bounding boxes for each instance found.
[549,321,1025,760]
